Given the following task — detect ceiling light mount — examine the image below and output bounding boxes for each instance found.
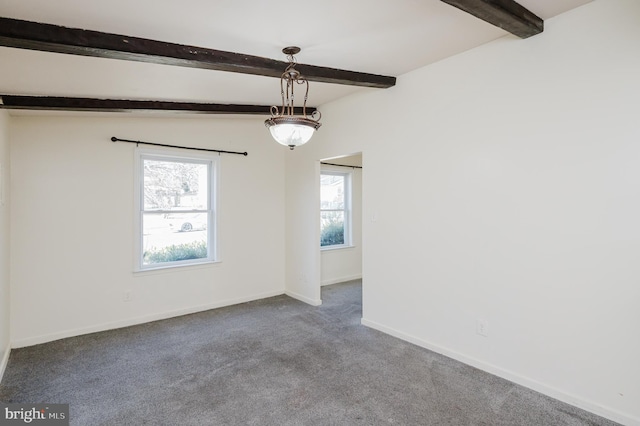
[281,46,301,56]
[265,47,321,150]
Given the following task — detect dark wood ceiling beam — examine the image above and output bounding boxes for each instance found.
[0,17,395,89]
[0,95,316,115]
[440,0,543,38]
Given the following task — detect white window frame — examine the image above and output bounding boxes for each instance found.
[134,147,219,271]
[320,170,352,250]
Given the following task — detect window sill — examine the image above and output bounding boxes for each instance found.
[134,259,221,276]
[321,245,356,252]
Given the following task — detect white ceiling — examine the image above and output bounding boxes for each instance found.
[0,0,592,110]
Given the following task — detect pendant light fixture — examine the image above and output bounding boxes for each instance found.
[265,47,321,150]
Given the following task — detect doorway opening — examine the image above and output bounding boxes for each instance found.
[319,153,363,302]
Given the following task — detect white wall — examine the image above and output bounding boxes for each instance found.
[320,164,362,286]
[285,1,640,424]
[10,114,286,347]
[0,110,10,380]
[284,158,322,305]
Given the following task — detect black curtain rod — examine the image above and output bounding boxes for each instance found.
[321,162,362,169]
[111,137,248,156]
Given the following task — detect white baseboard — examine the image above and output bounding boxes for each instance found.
[361,318,639,426]
[12,289,285,349]
[321,274,362,287]
[0,345,10,384]
[285,290,322,306]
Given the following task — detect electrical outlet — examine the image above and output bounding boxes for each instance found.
[123,290,132,302]
[477,319,489,337]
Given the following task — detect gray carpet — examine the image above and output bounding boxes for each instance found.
[0,280,618,425]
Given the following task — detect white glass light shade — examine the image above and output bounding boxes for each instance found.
[265,116,321,150]
[269,123,314,148]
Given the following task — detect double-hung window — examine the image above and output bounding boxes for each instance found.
[135,148,218,270]
[320,171,351,248]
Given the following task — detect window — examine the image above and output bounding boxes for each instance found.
[320,171,351,248]
[135,148,217,270]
